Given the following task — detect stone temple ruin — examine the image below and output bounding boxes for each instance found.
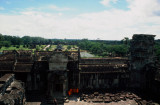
[0,74,25,105]
[0,34,159,105]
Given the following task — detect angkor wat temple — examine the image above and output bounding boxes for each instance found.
[0,34,159,104]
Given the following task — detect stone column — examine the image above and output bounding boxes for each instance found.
[27,73,31,90]
[78,72,80,89]
[34,73,37,90]
[96,73,99,88]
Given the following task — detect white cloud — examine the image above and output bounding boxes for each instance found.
[22,5,72,12]
[49,5,71,11]
[100,0,118,6]
[0,0,160,40]
[127,0,160,16]
[0,7,5,10]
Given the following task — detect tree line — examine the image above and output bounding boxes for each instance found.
[0,33,51,48]
[78,39,129,57]
[0,33,159,59]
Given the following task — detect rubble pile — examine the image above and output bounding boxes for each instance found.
[0,74,25,105]
[80,92,154,104]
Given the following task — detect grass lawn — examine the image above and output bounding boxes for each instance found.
[0,44,79,52]
[0,45,32,52]
[63,45,78,51]
[48,45,57,51]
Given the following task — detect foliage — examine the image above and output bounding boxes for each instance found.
[22,36,50,44]
[67,45,71,50]
[1,33,159,59]
[0,45,31,52]
[0,41,11,47]
[36,45,40,51]
[0,34,50,47]
[46,47,50,51]
[78,39,129,57]
[155,42,160,60]
[121,37,130,45]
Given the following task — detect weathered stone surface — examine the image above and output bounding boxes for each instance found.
[49,53,68,71]
[130,34,156,89]
[0,74,25,105]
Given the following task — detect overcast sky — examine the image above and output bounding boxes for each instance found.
[0,0,160,40]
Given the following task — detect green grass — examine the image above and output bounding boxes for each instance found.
[0,44,78,53]
[40,45,46,49]
[63,45,78,51]
[0,45,32,52]
[49,45,57,51]
[35,45,57,51]
[35,45,49,51]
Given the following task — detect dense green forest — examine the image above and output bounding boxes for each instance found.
[77,39,129,57]
[0,33,160,59]
[0,33,51,48]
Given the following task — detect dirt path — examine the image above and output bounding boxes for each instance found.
[43,45,50,50]
[80,51,95,58]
